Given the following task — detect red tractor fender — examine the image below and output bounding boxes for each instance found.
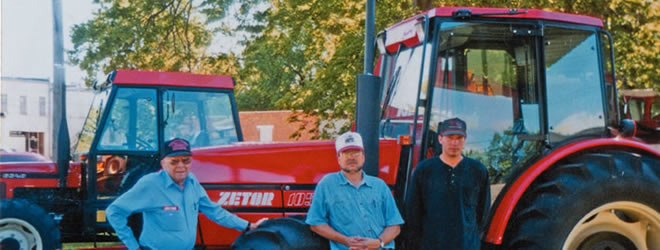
[485,137,660,244]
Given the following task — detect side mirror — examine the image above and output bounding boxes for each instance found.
[619,119,637,138]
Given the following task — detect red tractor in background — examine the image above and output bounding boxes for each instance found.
[620,88,659,147]
[1,7,659,250]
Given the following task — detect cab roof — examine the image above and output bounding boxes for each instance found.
[427,7,603,27]
[384,7,603,53]
[109,69,235,89]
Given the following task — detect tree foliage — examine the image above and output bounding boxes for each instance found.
[70,0,658,137]
[69,0,213,85]
[234,0,414,138]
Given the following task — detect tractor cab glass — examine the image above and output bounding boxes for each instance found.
[380,41,432,141]
[162,90,239,147]
[428,22,543,182]
[544,27,606,142]
[97,88,158,151]
[74,86,112,156]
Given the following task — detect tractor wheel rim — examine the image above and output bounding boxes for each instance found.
[563,201,660,250]
[0,218,43,250]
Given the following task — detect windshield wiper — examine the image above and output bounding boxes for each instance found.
[452,8,528,19]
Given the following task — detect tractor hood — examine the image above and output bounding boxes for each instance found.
[189,139,401,185]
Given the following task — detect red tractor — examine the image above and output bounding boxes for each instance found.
[366,7,660,249]
[0,70,350,249]
[1,7,659,250]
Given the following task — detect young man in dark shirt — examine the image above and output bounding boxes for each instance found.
[404,118,490,250]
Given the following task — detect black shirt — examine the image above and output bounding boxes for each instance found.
[404,156,490,250]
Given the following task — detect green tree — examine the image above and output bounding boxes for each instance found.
[604,0,659,91]
[234,0,414,138]
[69,0,213,85]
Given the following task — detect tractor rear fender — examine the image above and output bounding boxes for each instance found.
[485,138,660,244]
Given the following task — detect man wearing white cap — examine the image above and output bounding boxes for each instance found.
[306,132,404,250]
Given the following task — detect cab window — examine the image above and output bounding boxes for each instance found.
[97,88,158,151]
[163,90,238,147]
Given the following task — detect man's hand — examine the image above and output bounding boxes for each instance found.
[250,218,268,230]
[345,236,364,247]
[347,236,380,250]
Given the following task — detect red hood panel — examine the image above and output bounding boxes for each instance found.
[0,162,58,174]
[191,139,400,185]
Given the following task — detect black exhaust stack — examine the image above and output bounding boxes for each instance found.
[356,0,380,177]
[53,0,71,187]
[356,74,381,177]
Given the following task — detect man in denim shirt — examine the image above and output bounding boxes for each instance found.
[306,132,404,250]
[106,138,266,250]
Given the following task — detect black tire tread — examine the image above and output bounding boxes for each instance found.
[0,198,61,250]
[504,150,660,250]
[232,217,329,250]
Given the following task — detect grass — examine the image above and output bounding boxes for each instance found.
[62,242,124,249]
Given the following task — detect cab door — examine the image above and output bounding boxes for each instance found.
[88,87,160,233]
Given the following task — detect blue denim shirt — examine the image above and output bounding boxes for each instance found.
[106,170,248,250]
[306,171,404,250]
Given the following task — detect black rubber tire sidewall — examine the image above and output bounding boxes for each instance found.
[504,151,660,250]
[232,218,329,250]
[0,198,61,250]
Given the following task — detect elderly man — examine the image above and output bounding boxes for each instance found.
[106,138,265,250]
[405,118,490,250]
[306,132,404,250]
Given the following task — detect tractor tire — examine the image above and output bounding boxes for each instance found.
[232,228,290,250]
[504,151,660,250]
[0,199,61,250]
[232,217,329,250]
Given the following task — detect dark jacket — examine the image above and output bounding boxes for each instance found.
[404,157,490,250]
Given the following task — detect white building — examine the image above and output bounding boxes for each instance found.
[0,76,95,159]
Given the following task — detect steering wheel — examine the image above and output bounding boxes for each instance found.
[135,138,153,150]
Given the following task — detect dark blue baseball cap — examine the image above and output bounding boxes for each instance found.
[162,138,192,159]
[439,118,467,137]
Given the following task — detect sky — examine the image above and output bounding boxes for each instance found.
[1,1,96,85]
[1,1,248,86]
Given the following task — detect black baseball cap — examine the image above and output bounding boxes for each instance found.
[162,138,192,159]
[439,118,467,137]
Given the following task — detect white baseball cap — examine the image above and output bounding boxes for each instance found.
[335,132,364,153]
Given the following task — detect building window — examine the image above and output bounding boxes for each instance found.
[39,96,46,116]
[1,94,7,114]
[20,96,27,115]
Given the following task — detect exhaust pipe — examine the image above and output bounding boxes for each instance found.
[356,74,381,177]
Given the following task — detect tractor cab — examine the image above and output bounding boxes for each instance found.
[377,7,618,183]
[71,70,242,237]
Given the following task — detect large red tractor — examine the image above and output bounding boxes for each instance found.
[366,7,660,249]
[1,7,659,250]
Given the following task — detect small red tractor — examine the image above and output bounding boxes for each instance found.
[620,88,659,147]
[1,7,659,250]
